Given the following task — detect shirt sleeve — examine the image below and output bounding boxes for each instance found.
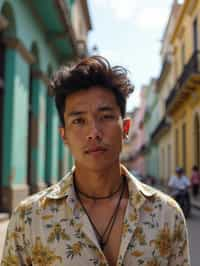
[169,208,191,266]
[1,206,31,266]
[168,176,174,187]
[184,176,191,187]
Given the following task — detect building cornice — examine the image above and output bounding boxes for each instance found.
[171,0,197,43]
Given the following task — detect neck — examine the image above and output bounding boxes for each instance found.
[74,162,123,198]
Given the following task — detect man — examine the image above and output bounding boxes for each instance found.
[168,167,191,217]
[168,167,191,198]
[2,56,190,266]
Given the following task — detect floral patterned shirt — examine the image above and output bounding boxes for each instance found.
[1,165,191,266]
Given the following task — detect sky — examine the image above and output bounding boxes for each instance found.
[87,0,183,111]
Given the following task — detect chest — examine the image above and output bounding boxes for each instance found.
[29,198,172,266]
[90,202,126,266]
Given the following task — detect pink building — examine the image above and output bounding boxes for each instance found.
[128,86,146,177]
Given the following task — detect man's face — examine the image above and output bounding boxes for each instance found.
[59,86,130,172]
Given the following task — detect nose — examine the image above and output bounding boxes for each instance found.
[87,121,102,141]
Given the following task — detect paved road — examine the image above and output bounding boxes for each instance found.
[0,208,200,264]
[187,207,200,266]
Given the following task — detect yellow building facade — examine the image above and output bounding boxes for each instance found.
[166,0,200,177]
[154,1,181,183]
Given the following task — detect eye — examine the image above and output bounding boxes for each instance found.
[72,118,85,125]
[102,114,115,120]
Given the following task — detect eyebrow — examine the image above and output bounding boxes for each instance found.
[67,106,115,117]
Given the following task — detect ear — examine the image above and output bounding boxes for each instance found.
[59,127,68,145]
[123,117,131,138]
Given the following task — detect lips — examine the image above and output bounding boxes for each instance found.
[85,147,107,154]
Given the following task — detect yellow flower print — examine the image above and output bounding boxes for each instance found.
[129,210,138,222]
[131,250,144,257]
[32,237,62,266]
[173,222,183,242]
[39,197,54,209]
[145,258,161,266]
[66,241,85,259]
[1,248,19,266]
[18,204,32,220]
[150,223,171,257]
[47,223,70,242]
[134,227,146,245]
[143,206,153,212]
[122,221,130,236]
[133,192,143,205]
[41,214,54,220]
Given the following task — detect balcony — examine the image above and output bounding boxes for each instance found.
[166,50,200,113]
[151,117,170,142]
[157,56,171,92]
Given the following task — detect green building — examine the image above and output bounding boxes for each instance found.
[0,0,91,212]
[144,78,160,180]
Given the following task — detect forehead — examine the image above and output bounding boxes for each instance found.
[64,86,119,113]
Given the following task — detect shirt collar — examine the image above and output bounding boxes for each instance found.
[46,165,156,207]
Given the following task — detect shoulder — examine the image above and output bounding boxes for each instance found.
[11,186,55,220]
[12,180,68,221]
[140,182,184,217]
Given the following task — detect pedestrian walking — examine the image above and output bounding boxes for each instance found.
[191,165,200,198]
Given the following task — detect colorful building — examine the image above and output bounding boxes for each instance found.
[151,0,181,184]
[166,0,200,178]
[123,86,146,177]
[0,0,91,212]
[142,0,200,189]
[143,78,160,181]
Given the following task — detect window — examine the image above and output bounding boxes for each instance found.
[167,144,171,178]
[194,114,200,166]
[181,42,185,69]
[182,123,186,170]
[175,129,179,166]
[193,17,198,52]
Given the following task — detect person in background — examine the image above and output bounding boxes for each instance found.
[168,167,190,198]
[190,165,200,198]
[168,167,191,217]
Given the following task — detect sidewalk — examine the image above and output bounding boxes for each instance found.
[191,193,200,209]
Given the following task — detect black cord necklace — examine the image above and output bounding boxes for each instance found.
[74,176,125,250]
[75,177,124,200]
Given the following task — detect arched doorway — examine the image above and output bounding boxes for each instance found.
[194,114,200,167]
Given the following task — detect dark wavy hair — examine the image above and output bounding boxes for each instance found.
[49,56,134,126]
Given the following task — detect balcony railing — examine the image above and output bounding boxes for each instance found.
[157,56,171,91]
[166,50,200,110]
[151,117,170,141]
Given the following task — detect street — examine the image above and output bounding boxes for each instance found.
[187,207,200,266]
[0,208,200,264]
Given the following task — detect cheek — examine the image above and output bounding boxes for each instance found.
[107,125,123,143]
